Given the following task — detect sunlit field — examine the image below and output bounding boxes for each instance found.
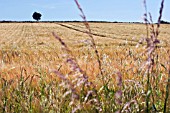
[1,22,170,77]
[0,22,170,112]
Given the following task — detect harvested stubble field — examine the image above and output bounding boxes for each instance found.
[0,22,170,112]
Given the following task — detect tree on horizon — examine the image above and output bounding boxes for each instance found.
[32,12,42,21]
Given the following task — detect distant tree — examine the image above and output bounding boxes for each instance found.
[32,12,42,21]
[160,20,170,24]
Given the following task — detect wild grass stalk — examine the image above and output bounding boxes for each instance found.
[74,0,104,84]
[143,0,165,112]
[52,31,101,112]
[164,52,170,113]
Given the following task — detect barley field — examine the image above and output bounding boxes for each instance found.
[0,22,170,112]
[1,22,170,77]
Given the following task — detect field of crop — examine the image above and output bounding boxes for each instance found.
[1,22,170,77]
[0,22,170,112]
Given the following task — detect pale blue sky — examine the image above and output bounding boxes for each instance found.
[0,0,169,22]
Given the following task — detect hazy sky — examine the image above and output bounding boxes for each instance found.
[0,0,169,22]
